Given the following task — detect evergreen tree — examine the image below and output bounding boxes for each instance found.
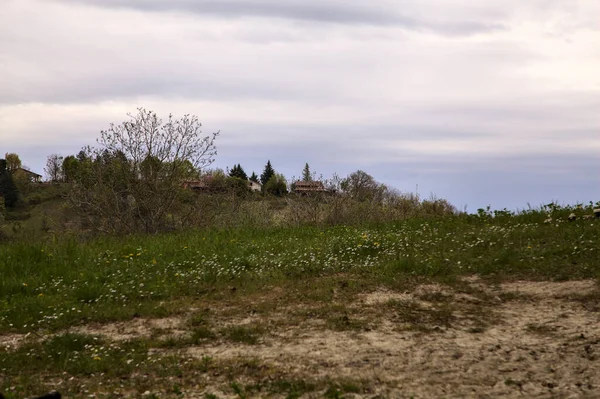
[229,163,248,180]
[249,171,259,183]
[302,162,312,182]
[260,160,275,185]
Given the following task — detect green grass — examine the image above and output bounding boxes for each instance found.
[1,201,599,397]
[1,204,599,333]
[0,332,150,378]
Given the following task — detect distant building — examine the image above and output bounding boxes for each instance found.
[293,180,329,194]
[183,177,211,191]
[13,167,42,183]
[184,176,262,193]
[248,180,262,192]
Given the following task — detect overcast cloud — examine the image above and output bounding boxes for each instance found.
[1,0,599,210]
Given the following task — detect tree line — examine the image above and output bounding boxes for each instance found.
[1,108,455,234]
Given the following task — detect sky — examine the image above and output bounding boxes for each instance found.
[1,0,599,211]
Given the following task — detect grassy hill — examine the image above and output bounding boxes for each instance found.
[1,188,599,397]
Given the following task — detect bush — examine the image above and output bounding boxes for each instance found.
[264,174,288,197]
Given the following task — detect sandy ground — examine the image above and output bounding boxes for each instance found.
[3,279,600,398]
[188,280,600,398]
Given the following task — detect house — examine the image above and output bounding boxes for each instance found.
[13,167,42,183]
[184,175,261,193]
[248,180,261,192]
[293,180,329,194]
[183,178,210,191]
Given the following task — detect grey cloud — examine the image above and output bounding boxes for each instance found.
[53,0,505,35]
[0,68,298,106]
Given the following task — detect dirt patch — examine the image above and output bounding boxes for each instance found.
[71,317,186,341]
[184,280,600,398]
[3,279,600,398]
[360,289,412,305]
[501,280,598,298]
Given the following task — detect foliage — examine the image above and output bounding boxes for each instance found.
[229,164,248,181]
[11,169,34,198]
[205,171,250,196]
[0,159,19,208]
[68,108,219,234]
[264,173,288,197]
[62,155,80,183]
[341,170,385,202]
[4,153,21,172]
[260,160,275,186]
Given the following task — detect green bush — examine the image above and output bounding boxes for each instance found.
[264,174,288,197]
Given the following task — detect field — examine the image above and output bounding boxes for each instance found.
[1,205,600,398]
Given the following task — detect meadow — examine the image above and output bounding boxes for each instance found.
[1,203,599,398]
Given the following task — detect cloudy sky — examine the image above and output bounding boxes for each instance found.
[1,0,599,211]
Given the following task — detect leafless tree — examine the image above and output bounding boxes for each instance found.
[45,154,64,182]
[69,108,219,234]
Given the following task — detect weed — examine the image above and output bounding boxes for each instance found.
[221,325,264,345]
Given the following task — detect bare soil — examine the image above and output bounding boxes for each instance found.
[4,279,600,398]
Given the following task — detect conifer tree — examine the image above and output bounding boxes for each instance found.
[229,163,248,180]
[260,160,275,185]
[302,162,312,182]
[249,172,259,183]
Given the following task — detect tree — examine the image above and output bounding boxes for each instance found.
[229,164,248,180]
[62,155,80,183]
[260,160,275,186]
[45,154,64,182]
[341,170,384,202]
[301,163,313,182]
[69,108,219,234]
[0,159,19,208]
[264,173,288,197]
[249,172,259,183]
[5,153,21,172]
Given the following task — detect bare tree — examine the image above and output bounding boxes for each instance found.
[45,154,64,182]
[69,108,219,234]
[341,170,384,201]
